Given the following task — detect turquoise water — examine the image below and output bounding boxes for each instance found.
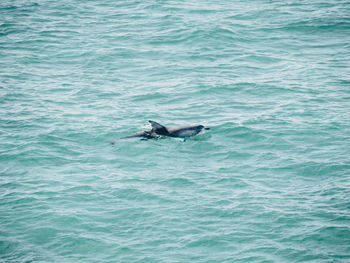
[1,0,350,262]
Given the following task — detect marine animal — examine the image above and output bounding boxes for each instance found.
[121,120,210,141]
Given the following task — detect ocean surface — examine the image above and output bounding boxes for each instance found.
[1,0,350,262]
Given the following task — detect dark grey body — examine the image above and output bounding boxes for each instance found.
[121,120,210,141]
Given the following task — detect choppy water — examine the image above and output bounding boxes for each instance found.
[1,0,350,262]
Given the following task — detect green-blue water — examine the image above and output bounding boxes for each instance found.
[1,0,350,262]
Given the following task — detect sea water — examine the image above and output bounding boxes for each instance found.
[1,0,349,262]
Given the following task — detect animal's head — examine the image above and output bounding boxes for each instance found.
[197,125,210,132]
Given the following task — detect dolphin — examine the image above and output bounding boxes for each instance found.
[120,120,210,141]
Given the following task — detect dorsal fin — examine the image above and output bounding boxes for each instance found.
[149,120,165,130]
[148,120,169,135]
